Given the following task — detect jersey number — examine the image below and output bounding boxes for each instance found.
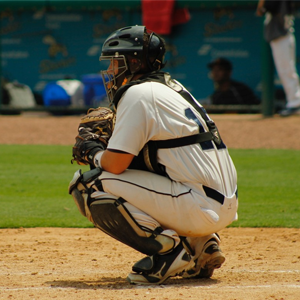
[185,108,226,150]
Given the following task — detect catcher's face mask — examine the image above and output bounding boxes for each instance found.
[100,54,128,106]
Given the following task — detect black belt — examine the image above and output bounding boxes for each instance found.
[203,186,238,205]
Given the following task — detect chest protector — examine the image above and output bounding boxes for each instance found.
[113,72,224,176]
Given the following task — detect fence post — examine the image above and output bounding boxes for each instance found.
[0,21,1,107]
[261,32,275,116]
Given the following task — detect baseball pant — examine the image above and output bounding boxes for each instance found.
[270,32,300,108]
[97,169,238,241]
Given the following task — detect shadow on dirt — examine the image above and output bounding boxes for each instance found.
[46,277,220,290]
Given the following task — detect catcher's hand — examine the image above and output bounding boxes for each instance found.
[71,107,116,166]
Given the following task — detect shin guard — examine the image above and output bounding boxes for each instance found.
[89,194,175,256]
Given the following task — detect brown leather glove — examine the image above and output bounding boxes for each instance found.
[71,107,116,166]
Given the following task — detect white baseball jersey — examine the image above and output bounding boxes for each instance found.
[97,79,238,239]
[108,81,237,198]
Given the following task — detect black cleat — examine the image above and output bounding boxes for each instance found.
[127,243,194,285]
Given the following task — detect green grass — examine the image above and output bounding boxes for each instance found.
[229,149,300,228]
[0,145,91,228]
[0,145,299,228]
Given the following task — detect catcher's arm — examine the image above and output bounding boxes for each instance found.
[97,150,134,174]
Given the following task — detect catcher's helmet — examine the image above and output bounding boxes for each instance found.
[99,25,166,104]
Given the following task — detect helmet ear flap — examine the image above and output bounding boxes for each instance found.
[146,32,166,71]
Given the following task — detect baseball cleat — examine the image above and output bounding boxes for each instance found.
[181,238,225,279]
[126,243,195,285]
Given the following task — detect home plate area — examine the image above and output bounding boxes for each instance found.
[0,227,299,300]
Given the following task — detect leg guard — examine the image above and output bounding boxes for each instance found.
[89,194,175,256]
[68,168,103,222]
[69,168,175,256]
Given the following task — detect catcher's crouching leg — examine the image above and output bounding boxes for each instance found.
[68,168,176,256]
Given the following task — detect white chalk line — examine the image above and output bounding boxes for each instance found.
[229,269,300,274]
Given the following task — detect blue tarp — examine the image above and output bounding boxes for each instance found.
[43,82,70,106]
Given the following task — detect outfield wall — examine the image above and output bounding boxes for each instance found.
[0,0,299,108]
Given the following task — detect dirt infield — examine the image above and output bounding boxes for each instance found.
[1,112,300,149]
[0,113,300,299]
[1,228,299,300]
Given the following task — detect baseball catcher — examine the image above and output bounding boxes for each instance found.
[69,25,238,285]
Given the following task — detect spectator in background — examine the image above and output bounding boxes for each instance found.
[207,58,261,105]
[256,0,300,117]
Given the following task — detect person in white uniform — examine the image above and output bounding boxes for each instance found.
[256,0,300,116]
[69,25,238,285]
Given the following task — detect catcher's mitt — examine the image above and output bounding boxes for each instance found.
[71,107,116,166]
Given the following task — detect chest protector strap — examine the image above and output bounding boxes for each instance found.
[114,72,223,176]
